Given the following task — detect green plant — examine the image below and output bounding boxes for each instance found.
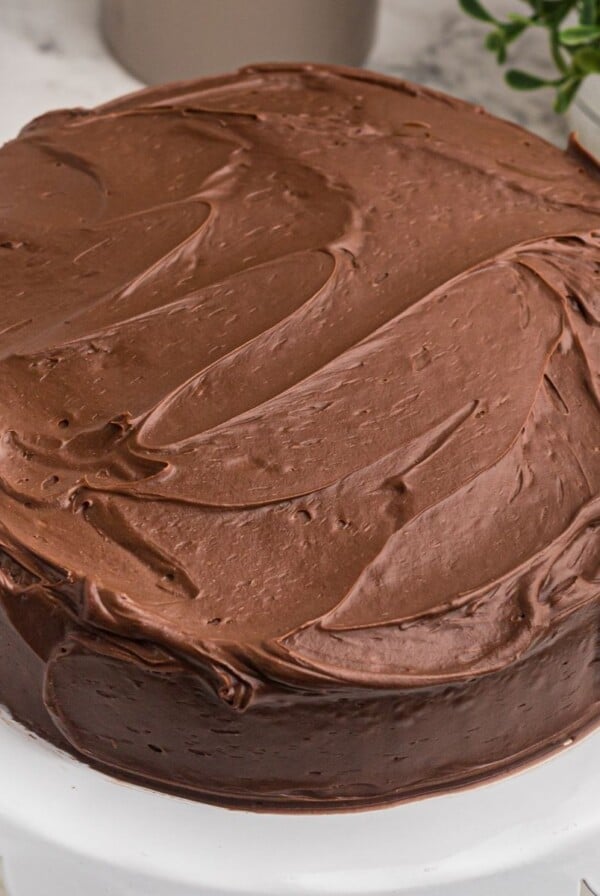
[458,0,600,111]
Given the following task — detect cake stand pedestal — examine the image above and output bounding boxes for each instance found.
[0,709,599,896]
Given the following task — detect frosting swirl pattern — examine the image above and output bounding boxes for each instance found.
[0,65,599,809]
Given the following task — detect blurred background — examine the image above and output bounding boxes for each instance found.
[0,0,573,148]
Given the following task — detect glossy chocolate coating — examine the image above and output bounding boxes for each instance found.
[0,65,599,810]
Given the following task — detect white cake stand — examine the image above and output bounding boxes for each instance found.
[0,708,598,896]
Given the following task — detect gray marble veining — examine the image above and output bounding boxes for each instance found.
[371,0,567,145]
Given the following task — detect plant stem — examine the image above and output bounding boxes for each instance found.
[458,0,600,112]
[550,27,570,73]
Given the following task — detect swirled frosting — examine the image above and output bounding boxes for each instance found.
[0,65,599,809]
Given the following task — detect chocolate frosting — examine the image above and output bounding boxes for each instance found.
[0,64,599,809]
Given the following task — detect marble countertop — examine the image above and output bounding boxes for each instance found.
[0,0,568,147]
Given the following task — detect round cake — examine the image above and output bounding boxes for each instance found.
[0,64,599,811]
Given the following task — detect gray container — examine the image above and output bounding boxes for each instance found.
[101,0,379,85]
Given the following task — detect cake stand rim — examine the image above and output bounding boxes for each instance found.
[0,708,599,893]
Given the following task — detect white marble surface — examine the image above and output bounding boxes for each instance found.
[0,0,568,147]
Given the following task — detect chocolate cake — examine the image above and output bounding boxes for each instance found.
[0,65,599,811]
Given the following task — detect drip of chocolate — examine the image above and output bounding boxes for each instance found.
[0,64,599,810]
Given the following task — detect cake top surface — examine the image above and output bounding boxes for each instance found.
[1,64,599,701]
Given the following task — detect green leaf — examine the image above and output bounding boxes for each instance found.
[505,68,555,88]
[507,12,533,25]
[458,0,498,23]
[554,76,582,111]
[502,19,530,41]
[540,1,581,29]
[455,0,597,117]
[580,0,597,26]
[559,24,600,44]
[573,45,600,72]
[486,30,507,62]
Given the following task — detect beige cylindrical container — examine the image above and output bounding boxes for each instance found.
[101,0,379,85]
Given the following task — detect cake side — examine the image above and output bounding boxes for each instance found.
[1,553,599,810]
[0,64,599,810]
